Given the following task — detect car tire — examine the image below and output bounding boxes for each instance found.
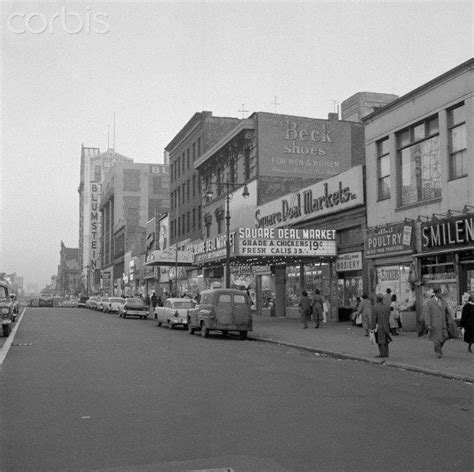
[188,319,194,335]
[123,313,126,319]
[239,331,248,340]
[201,323,209,338]
[157,320,162,327]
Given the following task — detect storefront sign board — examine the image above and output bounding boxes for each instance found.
[237,227,337,257]
[255,166,364,229]
[365,222,414,257]
[336,252,362,272]
[421,215,474,251]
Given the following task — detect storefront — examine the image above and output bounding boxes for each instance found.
[417,213,474,318]
[365,220,417,328]
[192,226,338,318]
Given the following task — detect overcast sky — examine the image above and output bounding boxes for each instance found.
[1,0,472,290]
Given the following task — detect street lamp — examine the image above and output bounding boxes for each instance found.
[205,180,250,288]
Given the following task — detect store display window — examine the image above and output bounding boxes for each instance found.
[338,277,363,307]
[286,263,330,307]
[376,264,415,309]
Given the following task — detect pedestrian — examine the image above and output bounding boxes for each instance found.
[353,294,373,336]
[299,291,312,329]
[194,291,201,304]
[424,285,452,358]
[371,293,392,358]
[383,288,392,307]
[151,292,158,319]
[322,300,329,323]
[389,294,400,336]
[312,289,324,328]
[459,292,474,353]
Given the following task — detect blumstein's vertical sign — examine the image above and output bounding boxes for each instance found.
[90,182,100,270]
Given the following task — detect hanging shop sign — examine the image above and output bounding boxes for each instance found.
[365,222,414,258]
[145,247,194,266]
[336,252,363,272]
[421,215,474,251]
[236,227,337,257]
[254,165,364,229]
[193,232,236,264]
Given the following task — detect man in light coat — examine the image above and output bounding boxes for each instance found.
[424,286,450,358]
[354,294,373,336]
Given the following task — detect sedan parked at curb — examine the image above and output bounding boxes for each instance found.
[104,297,125,314]
[85,296,100,310]
[155,298,196,329]
[118,297,148,319]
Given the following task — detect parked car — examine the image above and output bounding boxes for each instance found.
[85,296,100,310]
[97,297,109,312]
[104,297,125,314]
[155,298,196,329]
[187,288,253,339]
[77,296,89,308]
[118,297,148,319]
[0,281,14,337]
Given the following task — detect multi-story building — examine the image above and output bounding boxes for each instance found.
[78,145,132,295]
[194,111,367,318]
[100,161,169,296]
[57,241,80,297]
[163,111,240,295]
[362,58,473,328]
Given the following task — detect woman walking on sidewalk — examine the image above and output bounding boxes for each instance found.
[299,291,312,329]
[354,294,373,336]
[460,293,474,353]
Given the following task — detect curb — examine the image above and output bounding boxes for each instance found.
[248,334,474,384]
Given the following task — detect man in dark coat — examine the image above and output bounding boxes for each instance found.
[312,289,324,328]
[299,291,312,329]
[372,293,392,358]
[424,286,450,358]
[460,293,474,353]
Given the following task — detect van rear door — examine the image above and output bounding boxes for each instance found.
[232,293,250,326]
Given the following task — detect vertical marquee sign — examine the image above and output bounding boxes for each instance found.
[90,181,100,270]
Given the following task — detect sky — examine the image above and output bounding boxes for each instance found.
[1,0,473,291]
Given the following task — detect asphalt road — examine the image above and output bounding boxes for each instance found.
[1,307,472,472]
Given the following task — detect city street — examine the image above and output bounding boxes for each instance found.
[1,307,473,472]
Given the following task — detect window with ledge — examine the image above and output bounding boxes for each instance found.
[448,102,467,179]
[397,115,440,206]
[376,137,390,200]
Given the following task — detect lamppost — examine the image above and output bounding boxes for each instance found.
[205,181,250,288]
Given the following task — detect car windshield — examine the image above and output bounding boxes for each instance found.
[0,286,7,299]
[110,298,123,303]
[126,298,145,307]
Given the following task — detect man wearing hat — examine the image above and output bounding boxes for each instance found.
[371,293,392,358]
[424,285,450,358]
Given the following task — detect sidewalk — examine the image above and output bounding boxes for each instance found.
[249,316,474,383]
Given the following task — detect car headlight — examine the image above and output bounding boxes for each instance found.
[1,307,10,314]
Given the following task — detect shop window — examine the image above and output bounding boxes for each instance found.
[397,115,441,206]
[375,265,415,310]
[448,102,467,179]
[376,137,390,200]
